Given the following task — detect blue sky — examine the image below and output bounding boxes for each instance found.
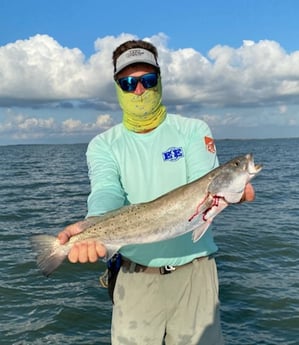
[1,0,299,144]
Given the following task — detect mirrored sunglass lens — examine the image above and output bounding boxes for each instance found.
[118,73,158,91]
[119,77,137,91]
[141,74,158,88]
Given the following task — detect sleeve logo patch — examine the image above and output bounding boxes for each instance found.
[204,136,216,153]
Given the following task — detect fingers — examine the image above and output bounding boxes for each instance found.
[58,221,107,264]
[68,244,80,263]
[239,183,255,203]
[244,183,255,202]
[58,222,84,244]
[96,242,107,257]
[57,231,70,245]
[68,241,107,263]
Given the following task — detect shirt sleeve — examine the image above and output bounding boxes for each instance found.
[85,136,126,217]
[185,120,219,182]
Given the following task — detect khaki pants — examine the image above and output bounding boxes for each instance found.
[111,257,224,345]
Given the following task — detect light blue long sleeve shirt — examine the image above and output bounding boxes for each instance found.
[86,114,219,267]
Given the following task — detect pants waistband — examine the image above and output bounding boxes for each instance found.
[121,256,208,275]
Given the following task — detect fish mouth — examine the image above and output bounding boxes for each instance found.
[246,153,263,175]
[254,163,263,173]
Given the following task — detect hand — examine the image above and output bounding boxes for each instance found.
[240,183,255,203]
[57,221,107,263]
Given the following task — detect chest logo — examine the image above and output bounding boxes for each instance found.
[162,147,184,162]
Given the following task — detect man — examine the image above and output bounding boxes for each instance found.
[58,40,255,344]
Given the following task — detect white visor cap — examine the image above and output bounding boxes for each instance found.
[114,48,159,76]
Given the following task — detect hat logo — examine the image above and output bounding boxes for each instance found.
[125,49,145,58]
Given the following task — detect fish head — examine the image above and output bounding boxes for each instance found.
[208,153,263,203]
[229,153,263,180]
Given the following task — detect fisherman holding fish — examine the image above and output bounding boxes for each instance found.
[52,40,255,344]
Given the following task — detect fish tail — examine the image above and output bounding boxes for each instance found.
[31,234,69,277]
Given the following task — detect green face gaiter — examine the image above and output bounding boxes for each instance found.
[115,77,167,132]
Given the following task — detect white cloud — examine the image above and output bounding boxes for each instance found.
[62,114,114,132]
[95,114,114,127]
[279,105,287,114]
[18,117,55,130]
[0,110,56,132]
[1,33,299,109]
[1,33,299,143]
[0,35,88,100]
[62,118,83,132]
[0,110,116,141]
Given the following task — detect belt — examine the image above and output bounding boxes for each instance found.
[121,256,207,275]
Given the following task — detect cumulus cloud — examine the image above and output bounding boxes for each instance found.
[1,33,299,109]
[0,35,86,101]
[0,109,115,141]
[1,33,299,143]
[62,114,114,132]
[0,113,56,140]
[0,33,137,106]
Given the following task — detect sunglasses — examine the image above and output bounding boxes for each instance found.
[117,73,158,92]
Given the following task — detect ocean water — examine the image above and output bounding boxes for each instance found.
[0,139,298,345]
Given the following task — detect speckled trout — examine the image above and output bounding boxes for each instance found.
[32,153,262,276]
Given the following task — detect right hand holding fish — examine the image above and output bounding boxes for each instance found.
[58,221,107,263]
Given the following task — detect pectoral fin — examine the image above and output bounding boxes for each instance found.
[191,196,229,242]
[192,221,212,242]
[105,244,122,261]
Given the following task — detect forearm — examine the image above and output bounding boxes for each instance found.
[86,136,126,216]
[87,189,126,217]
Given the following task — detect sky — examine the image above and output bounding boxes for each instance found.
[1,0,299,145]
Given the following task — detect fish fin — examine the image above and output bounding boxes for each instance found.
[105,244,122,262]
[192,221,212,242]
[31,235,68,277]
[192,197,229,242]
[218,188,244,204]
